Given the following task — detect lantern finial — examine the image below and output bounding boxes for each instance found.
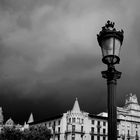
[97,20,124,47]
[106,20,115,28]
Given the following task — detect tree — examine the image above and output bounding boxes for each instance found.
[0,125,51,140]
[0,127,23,140]
[23,125,51,140]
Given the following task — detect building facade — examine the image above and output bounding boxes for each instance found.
[30,93,140,140]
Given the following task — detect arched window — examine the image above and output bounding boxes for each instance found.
[72,118,76,123]
[77,118,80,123]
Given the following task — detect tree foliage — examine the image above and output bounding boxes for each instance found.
[0,125,51,140]
[23,125,51,140]
[0,127,23,140]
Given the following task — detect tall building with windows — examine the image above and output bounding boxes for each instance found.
[30,93,140,140]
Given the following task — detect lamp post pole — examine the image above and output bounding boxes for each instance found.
[102,65,121,140]
[97,21,124,140]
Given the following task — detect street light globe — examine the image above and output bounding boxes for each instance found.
[97,20,124,65]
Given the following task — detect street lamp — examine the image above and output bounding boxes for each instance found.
[97,20,124,140]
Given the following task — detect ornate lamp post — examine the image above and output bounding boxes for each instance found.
[97,21,124,140]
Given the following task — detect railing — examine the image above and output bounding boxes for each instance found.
[65,129,85,134]
[90,131,107,136]
[54,131,61,135]
[118,135,135,139]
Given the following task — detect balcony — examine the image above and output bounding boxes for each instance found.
[90,131,107,136]
[54,131,61,135]
[118,134,134,140]
[96,125,101,128]
[65,129,85,135]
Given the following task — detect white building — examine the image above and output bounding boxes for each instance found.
[30,93,140,140]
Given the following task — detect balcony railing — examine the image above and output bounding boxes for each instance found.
[65,129,85,134]
[118,135,135,139]
[90,131,107,136]
[54,131,61,135]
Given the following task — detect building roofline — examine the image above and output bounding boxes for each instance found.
[88,114,108,120]
[119,118,140,123]
[89,113,140,123]
[29,114,63,125]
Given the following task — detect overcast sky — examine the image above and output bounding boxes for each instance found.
[0,0,140,124]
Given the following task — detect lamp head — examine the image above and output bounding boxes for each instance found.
[97,20,124,65]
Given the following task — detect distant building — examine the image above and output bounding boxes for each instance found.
[5,118,14,128]
[22,121,29,130]
[29,93,140,140]
[0,109,23,131]
[4,117,23,130]
[117,93,140,140]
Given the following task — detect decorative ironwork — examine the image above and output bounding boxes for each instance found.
[102,65,121,80]
[97,20,124,47]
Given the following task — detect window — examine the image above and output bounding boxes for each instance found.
[91,127,94,133]
[136,124,138,128]
[69,118,71,123]
[103,129,106,134]
[128,130,130,135]
[72,118,76,123]
[81,119,84,124]
[97,121,100,125]
[97,128,100,133]
[72,137,75,140]
[91,135,94,140]
[53,121,55,126]
[81,126,83,132]
[58,135,60,140]
[103,122,106,126]
[49,122,51,127]
[92,120,94,124]
[58,120,61,125]
[72,125,75,132]
[52,125,55,132]
[103,136,106,140]
[97,136,100,140]
[58,127,60,133]
[77,118,80,123]
[72,134,75,140]
[136,131,139,140]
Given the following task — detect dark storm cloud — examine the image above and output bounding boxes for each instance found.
[0,0,102,97]
[0,0,140,122]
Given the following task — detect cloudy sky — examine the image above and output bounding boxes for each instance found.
[0,0,140,123]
